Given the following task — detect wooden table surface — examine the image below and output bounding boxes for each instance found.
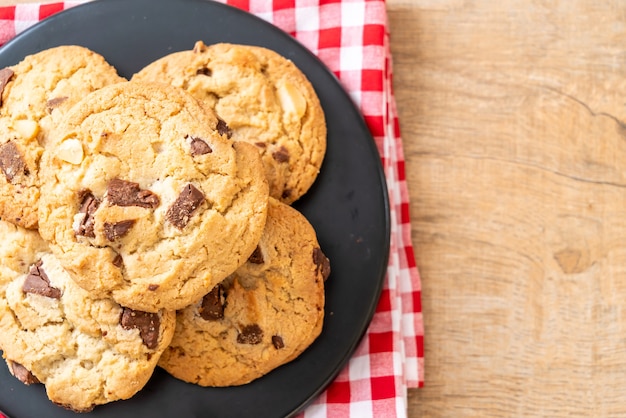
[388,1,626,417]
[2,0,624,416]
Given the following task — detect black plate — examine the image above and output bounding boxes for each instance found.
[0,0,390,417]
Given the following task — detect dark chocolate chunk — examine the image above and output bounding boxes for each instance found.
[0,140,27,182]
[148,284,159,291]
[75,189,100,238]
[10,361,40,385]
[120,308,160,349]
[166,183,205,229]
[112,253,124,268]
[46,96,68,112]
[272,146,289,163]
[216,118,232,138]
[196,67,212,76]
[199,284,226,320]
[248,246,264,264]
[254,142,266,148]
[23,261,61,299]
[107,178,160,208]
[103,219,136,242]
[313,248,331,281]
[188,136,212,156]
[237,324,263,345]
[0,67,14,106]
[272,335,285,349]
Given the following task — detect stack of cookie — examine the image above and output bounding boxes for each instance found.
[0,41,330,412]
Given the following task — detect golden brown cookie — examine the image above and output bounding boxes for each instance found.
[0,220,176,412]
[132,41,327,204]
[0,45,124,228]
[158,198,329,386]
[38,81,269,312]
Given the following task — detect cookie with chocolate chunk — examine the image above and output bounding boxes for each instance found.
[0,220,176,412]
[38,81,269,312]
[0,45,124,229]
[132,41,327,204]
[158,198,329,386]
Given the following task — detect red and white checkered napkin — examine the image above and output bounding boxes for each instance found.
[0,0,424,416]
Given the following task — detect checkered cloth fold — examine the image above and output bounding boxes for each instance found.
[0,0,424,416]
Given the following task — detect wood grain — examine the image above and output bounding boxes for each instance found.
[387,1,626,416]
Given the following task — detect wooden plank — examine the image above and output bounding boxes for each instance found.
[387,1,626,416]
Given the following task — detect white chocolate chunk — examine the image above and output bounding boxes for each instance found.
[277,81,307,119]
[12,119,39,140]
[57,138,84,165]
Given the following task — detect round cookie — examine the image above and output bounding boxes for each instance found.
[38,81,269,312]
[0,45,124,229]
[132,41,327,204]
[0,220,176,412]
[158,198,330,387]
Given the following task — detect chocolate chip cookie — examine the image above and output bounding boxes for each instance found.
[158,198,329,386]
[132,41,327,204]
[38,81,269,312]
[0,45,124,229]
[0,220,176,412]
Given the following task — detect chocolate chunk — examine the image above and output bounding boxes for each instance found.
[75,189,100,238]
[216,118,232,138]
[196,67,212,76]
[166,183,205,229]
[281,188,292,200]
[103,219,136,241]
[148,284,159,291]
[237,324,263,345]
[0,68,14,106]
[248,246,264,264]
[120,308,160,349]
[0,140,27,182]
[199,284,226,320]
[112,253,124,268]
[272,335,285,349]
[254,142,266,148]
[46,96,68,112]
[188,136,212,156]
[313,248,331,281]
[272,146,289,163]
[107,178,160,208]
[23,261,61,299]
[10,361,40,385]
